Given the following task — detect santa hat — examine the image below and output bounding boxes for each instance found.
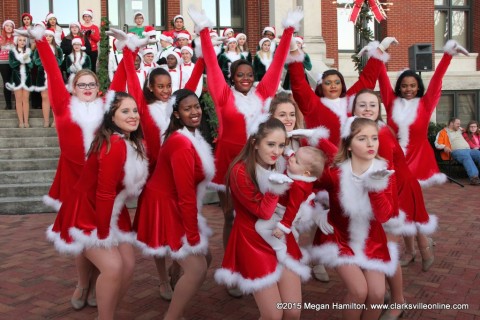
[69,21,81,30]
[71,36,86,50]
[143,25,156,37]
[82,9,93,19]
[180,46,193,56]
[294,36,305,48]
[134,12,144,20]
[166,49,182,64]
[259,37,271,48]
[177,32,191,41]
[21,13,33,22]
[236,33,247,41]
[262,26,276,36]
[2,20,15,29]
[45,13,56,22]
[173,15,184,22]
[226,37,238,45]
[142,47,154,56]
[159,34,174,44]
[44,28,56,37]
[223,28,234,37]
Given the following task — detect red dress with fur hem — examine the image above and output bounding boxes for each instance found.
[215,162,285,294]
[378,54,453,187]
[134,129,215,259]
[199,26,295,190]
[46,135,148,255]
[310,159,399,277]
[36,38,126,211]
[378,124,437,235]
[121,48,205,174]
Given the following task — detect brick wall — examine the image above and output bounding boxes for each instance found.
[245,0,269,58]
[1,0,20,27]
[379,0,434,71]
[166,0,181,31]
[473,2,480,70]
[321,0,338,69]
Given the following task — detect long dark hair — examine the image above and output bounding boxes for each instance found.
[88,92,146,159]
[229,59,253,86]
[394,70,425,98]
[315,69,347,98]
[143,67,171,104]
[163,89,199,140]
[225,117,287,194]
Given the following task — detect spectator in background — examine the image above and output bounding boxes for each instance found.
[108,39,123,81]
[157,34,177,65]
[80,9,100,73]
[463,120,480,150]
[139,47,158,74]
[163,15,191,48]
[217,37,244,82]
[61,22,91,81]
[45,13,64,46]
[65,37,91,91]
[435,117,480,185]
[20,13,35,50]
[129,12,145,37]
[253,38,272,82]
[282,36,312,91]
[0,19,15,109]
[236,33,252,63]
[262,26,277,53]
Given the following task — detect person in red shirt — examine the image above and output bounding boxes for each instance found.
[80,9,100,73]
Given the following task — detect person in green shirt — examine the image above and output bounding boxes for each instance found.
[129,12,145,37]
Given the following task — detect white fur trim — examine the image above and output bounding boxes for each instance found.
[281,8,304,32]
[340,116,357,139]
[321,97,348,129]
[443,39,459,56]
[257,52,273,70]
[42,195,62,212]
[283,250,311,282]
[225,51,242,63]
[365,40,390,63]
[391,98,420,153]
[148,100,172,143]
[232,87,270,137]
[188,5,215,35]
[416,214,438,235]
[103,90,116,113]
[207,182,226,192]
[214,265,283,294]
[6,48,34,91]
[46,224,84,255]
[286,171,317,183]
[193,37,203,58]
[69,96,105,154]
[307,126,330,147]
[418,173,447,188]
[256,165,291,195]
[315,190,329,207]
[31,24,46,41]
[285,50,305,65]
[382,210,417,236]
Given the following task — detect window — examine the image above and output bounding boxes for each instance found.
[203,0,245,34]
[28,0,79,27]
[436,91,479,125]
[434,0,470,51]
[336,0,377,51]
[108,0,165,31]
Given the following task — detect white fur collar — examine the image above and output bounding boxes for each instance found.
[287,170,317,182]
[320,97,348,127]
[148,101,172,143]
[122,139,149,197]
[12,47,32,64]
[225,51,242,63]
[69,52,86,69]
[231,87,270,137]
[257,52,273,70]
[69,96,105,154]
[392,97,420,152]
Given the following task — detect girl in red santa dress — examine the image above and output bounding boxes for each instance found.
[108,28,205,301]
[310,117,398,320]
[215,117,305,319]
[351,89,437,319]
[18,22,133,311]
[47,91,148,320]
[188,6,304,275]
[135,89,214,319]
[378,40,469,188]
[287,37,398,147]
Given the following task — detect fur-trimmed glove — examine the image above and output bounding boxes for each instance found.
[364,169,394,192]
[188,5,214,35]
[282,7,304,31]
[378,37,398,52]
[444,39,469,56]
[315,210,333,235]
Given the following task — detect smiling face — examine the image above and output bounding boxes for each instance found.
[149,74,172,102]
[227,41,237,52]
[261,40,271,52]
[143,53,154,64]
[349,124,379,162]
[353,92,380,121]
[181,50,192,63]
[272,102,296,132]
[321,75,342,100]
[112,97,140,134]
[255,128,286,169]
[174,95,202,132]
[232,64,254,94]
[72,74,99,102]
[399,76,419,100]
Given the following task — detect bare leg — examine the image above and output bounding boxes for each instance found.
[40,90,50,127]
[163,255,207,320]
[116,243,135,302]
[362,270,385,320]
[385,233,405,318]
[336,265,368,320]
[417,233,434,271]
[400,235,416,266]
[252,283,283,320]
[278,268,302,320]
[219,191,234,249]
[14,90,24,127]
[72,255,94,303]
[155,256,173,300]
[22,90,30,127]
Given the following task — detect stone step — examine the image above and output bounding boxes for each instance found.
[0,137,59,148]
[0,127,58,138]
[0,118,55,128]
[0,170,55,184]
[0,147,60,160]
[0,158,58,171]
[0,183,51,198]
[0,196,53,214]
[0,109,45,119]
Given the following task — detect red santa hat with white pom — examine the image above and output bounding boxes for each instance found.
[82,9,94,19]
[71,36,86,50]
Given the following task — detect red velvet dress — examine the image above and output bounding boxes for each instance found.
[36,37,125,211]
[134,128,214,259]
[378,54,453,187]
[310,159,398,276]
[46,135,148,255]
[199,25,295,191]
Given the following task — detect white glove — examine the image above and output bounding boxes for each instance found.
[444,39,469,56]
[211,36,226,46]
[364,168,394,192]
[318,212,333,235]
[368,169,394,180]
[268,173,294,185]
[23,53,30,61]
[289,37,298,52]
[26,24,46,41]
[378,37,398,52]
[188,5,214,34]
[281,7,304,31]
[105,28,127,41]
[287,128,315,139]
[14,29,29,38]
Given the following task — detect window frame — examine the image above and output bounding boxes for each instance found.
[109,0,167,32]
[434,0,472,52]
[437,90,479,124]
[207,0,246,35]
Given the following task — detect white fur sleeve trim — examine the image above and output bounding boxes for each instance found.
[418,173,447,188]
[307,126,330,147]
[285,50,305,65]
[207,182,226,193]
[416,214,438,235]
[69,227,119,249]
[256,165,291,195]
[282,252,311,282]
[42,195,62,212]
[214,265,283,294]
[443,39,460,56]
[382,210,417,236]
[292,194,316,233]
[366,40,390,63]
[193,37,203,58]
[281,8,304,31]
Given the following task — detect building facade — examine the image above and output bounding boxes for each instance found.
[2,0,479,124]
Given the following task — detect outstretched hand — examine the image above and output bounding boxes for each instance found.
[379,37,398,52]
[268,173,294,185]
[368,169,395,180]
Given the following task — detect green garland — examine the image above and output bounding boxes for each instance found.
[98,17,110,93]
[351,4,374,74]
[199,78,219,143]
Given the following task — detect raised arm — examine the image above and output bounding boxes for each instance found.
[184,57,205,94]
[120,48,146,114]
[378,63,395,117]
[289,61,318,118]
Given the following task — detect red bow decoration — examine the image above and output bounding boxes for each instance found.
[349,0,387,24]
